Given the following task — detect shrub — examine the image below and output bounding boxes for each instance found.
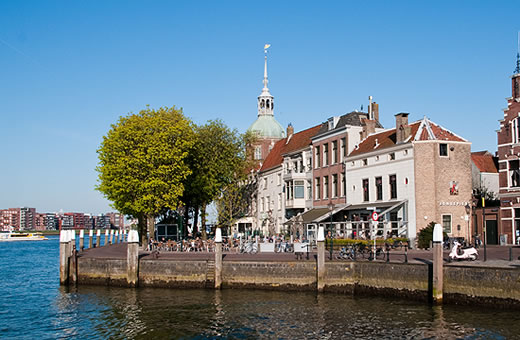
[417,222,447,249]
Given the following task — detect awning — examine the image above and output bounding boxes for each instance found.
[314,200,407,222]
[283,208,330,225]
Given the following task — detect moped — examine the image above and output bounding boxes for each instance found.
[448,241,478,262]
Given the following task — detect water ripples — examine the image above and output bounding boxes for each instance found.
[1,237,519,339]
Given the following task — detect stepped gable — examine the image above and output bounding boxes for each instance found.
[259,124,322,173]
[471,151,498,173]
[349,117,466,157]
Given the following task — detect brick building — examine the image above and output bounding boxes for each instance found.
[497,54,520,245]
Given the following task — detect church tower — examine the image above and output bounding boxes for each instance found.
[247,45,285,164]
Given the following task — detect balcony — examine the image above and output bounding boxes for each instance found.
[285,198,307,209]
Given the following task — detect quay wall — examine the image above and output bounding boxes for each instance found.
[75,256,520,306]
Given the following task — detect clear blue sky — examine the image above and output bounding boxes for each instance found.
[1,1,518,215]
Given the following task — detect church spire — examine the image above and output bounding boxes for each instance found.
[258,44,274,117]
[515,32,520,75]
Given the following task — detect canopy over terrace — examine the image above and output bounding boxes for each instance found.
[297,200,409,240]
[283,208,330,242]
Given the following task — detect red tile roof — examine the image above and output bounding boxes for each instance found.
[349,117,467,157]
[471,151,498,173]
[260,124,322,172]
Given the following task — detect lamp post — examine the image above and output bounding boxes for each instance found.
[328,201,334,260]
[465,203,471,246]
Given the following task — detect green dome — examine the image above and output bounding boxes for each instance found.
[247,115,285,138]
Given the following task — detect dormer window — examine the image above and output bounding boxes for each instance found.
[389,153,395,161]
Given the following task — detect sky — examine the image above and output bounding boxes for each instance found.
[0,0,519,216]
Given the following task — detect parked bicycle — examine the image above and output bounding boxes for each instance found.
[336,246,355,260]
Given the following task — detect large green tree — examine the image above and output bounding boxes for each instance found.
[183,120,255,237]
[96,106,195,245]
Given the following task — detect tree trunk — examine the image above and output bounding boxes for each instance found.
[193,206,199,236]
[201,204,207,240]
[147,215,155,243]
[184,205,190,238]
[137,214,146,247]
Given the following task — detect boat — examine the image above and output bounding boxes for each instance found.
[0,231,49,241]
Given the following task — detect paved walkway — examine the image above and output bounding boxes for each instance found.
[78,243,520,268]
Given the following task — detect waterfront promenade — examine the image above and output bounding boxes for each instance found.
[79,242,520,268]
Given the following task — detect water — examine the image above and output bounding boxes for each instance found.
[1,237,519,339]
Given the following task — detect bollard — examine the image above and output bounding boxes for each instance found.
[432,223,443,304]
[88,229,93,249]
[70,230,76,256]
[59,230,70,285]
[123,230,127,242]
[404,245,408,263]
[79,229,85,251]
[214,228,223,289]
[317,226,325,292]
[110,229,114,244]
[127,230,139,287]
[105,230,109,246]
[115,230,119,244]
[510,247,513,262]
[386,249,390,263]
[96,229,101,248]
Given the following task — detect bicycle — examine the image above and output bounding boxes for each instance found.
[336,246,355,260]
[367,246,386,261]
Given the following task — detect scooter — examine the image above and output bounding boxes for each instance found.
[448,241,478,262]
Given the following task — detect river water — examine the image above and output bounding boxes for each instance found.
[0,236,519,339]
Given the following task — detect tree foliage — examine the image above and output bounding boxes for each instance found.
[96,106,195,242]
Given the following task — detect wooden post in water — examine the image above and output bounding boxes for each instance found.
[69,230,76,256]
[105,230,109,246]
[79,229,84,251]
[96,229,101,248]
[432,223,443,304]
[127,230,139,287]
[59,230,70,285]
[317,226,325,292]
[88,229,93,249]
[214,228,223,289]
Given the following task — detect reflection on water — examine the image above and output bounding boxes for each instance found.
[52,286,519,339]
[0,236,519,339]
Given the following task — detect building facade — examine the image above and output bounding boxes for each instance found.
[497,55,520,245]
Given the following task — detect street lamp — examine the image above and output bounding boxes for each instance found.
[328,201,334,260]
[465,203,471,246]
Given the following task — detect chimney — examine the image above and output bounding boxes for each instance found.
[371,102,379,122]
[395,113,411,144]
[286,123,294,138]
[361,118,376,139]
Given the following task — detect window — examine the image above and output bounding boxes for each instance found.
[389,174,397,199]
[254,146,262,160]
[323,176,329,199]
[266,196,270,211]
[315,177,321,199]
[332,141,338,164]
[513,118,520,144]
[363,179,369,202]
[323,143,329,166]
[363,159,368,166]
[307,180,312,199]
[389,153,395,161]
[294,180,305,199]
[277,173,281,185]
[341,137,347,160]
[341,174,346,197]
[278,193,282,210]
[285,181,291,200]
[439,143,448,157]
[375,176,383,201]
[264,178,268,189]
[315,146,321,168]
[332,174,338,197]
[261,198,265,212]
[510,160,520,187]
[442,215,452,234]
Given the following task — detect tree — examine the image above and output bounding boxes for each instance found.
[215,176,257,232]
[96,106,195,245]
[183,121,256,237]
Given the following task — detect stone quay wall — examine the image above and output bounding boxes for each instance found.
[74,256,520,307]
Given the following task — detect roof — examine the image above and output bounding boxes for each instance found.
[348,117,467,157]
[471,151,498,173]
[259,124,322,172]
[247,115,285,138]
[314,111,384,137]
